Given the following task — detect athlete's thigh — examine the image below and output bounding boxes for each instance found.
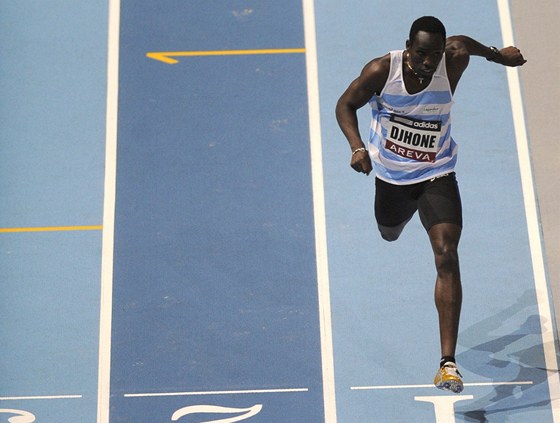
[417,173,462,232]
[374,177,418,227]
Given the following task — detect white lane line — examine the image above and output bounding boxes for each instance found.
[302,0,337,422]
[0,395,83,401]
[98,0,121,422]
[124,388,309,398]
[351,381,534,390]
[497,1,560,421]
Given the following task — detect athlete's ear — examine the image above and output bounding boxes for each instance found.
[405,39,411,49]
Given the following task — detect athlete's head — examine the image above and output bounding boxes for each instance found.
[406,16,447,79]
[408,16,446,47]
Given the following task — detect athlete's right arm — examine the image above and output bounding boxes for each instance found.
[336,55,390,175]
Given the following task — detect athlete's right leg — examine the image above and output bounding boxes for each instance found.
[374,177,417,241]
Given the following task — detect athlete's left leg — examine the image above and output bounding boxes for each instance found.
[418,175,464,391]
[428,222,462,359]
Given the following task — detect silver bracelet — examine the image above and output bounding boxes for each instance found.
[486,46,500,61]
[352,147,367,155]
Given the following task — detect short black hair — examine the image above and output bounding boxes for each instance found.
[409,16,446,44]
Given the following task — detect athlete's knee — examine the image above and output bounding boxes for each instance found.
[378,218,411,242]
[429,223,461,278]
[381,232,399,242]
[378,224,402,242]
[434,245,460,278]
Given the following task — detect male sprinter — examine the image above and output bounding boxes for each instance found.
[335,16,526,393]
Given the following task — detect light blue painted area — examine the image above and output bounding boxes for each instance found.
[0,398,94,423]
[0,1,107,227]
[316,0,555,421]
[0,1,106,422]
[0,231,101,420]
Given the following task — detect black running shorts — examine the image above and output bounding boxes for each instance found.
[374,172,462,232]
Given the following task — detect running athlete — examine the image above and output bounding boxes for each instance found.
[335,16,526,393]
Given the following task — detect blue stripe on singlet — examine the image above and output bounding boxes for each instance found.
[382,90,452,108]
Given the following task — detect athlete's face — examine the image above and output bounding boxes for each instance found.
[406,31,445,79]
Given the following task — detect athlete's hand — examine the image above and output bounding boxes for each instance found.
[350,150,372,175]
[498,46,527,67]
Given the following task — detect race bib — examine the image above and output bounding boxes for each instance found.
[385,115,442,162]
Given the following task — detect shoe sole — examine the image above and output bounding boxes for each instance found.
[436,380,464,393]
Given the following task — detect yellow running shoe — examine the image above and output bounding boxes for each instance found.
[434,362,464,393]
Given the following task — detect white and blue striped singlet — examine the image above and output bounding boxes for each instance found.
[368,50,457,185]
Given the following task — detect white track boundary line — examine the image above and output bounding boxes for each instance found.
[97,0,120,422]
[497,0,560,420]
[124,388,309,398]
[302,0,337,422]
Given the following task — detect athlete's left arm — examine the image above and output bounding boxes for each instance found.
[447,35,526,65]
[445,35,526,91]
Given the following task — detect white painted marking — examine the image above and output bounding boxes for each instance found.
[351,380,533,390]
[497,1,560,421]
[97,0,121,422]
[415,395,473,423]
[0,409,36,423]
[0,395,82,401]
[171,404,262,422]
[124,388,308,398]
[302,0,337,422]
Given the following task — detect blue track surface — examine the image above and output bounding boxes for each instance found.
[110,1,324,422]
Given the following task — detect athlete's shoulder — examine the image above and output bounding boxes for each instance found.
[444,37,470,71]
[445,37,469,60]
[362,53,391,76]
[444,37,469,92]
[359,53,392,95]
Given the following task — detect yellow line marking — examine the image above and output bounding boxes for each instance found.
[0,225,103,233]
[146,48,306,64]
